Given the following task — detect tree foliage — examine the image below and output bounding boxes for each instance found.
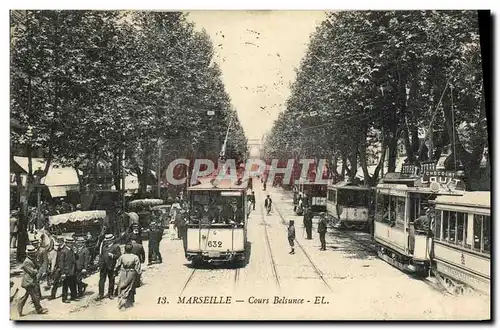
[264,10,487,188]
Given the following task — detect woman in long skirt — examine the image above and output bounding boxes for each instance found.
[115,243,141,310]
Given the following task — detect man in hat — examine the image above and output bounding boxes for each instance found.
[130,223,142,245]
[17,245,48,317]
[31,238,49,299]
[130,238,145,287]
[264,195,272,215]
[59,237,78,303]
[288,220,296,255]
[249,191,256,211]
[414,207,431,231]
[74,237,90,298]
[303,206,313,240]
[176,208,187,240]
[98,233,121,300]
[317,213,328,251]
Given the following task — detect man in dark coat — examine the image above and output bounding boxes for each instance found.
[97,234,121,300]
[74,237,90,298]
[303,207,313,240]
[288,220,296,255]
[49,238,64,300]
[249,191,256,211]
[317,213,328,251]
[148,222,163,265]
[59,237,78,303]
[130,238,145,288]
[225,201,244,224]
[264,195,272,215]
[17,245,48,317]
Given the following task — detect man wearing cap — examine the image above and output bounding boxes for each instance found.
[74,237,90,298]
[17,245,48,316]
[264,195,272,215]
[97,234,121,300]
[130,223,142,245]
[130,238,145,287]
[226,201,244,224]
[317,213,328,251]
[59,237,78,303]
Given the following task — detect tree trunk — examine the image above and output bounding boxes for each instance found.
[387,135,398,173]
[139,142,151,196]
[112,151,121,191]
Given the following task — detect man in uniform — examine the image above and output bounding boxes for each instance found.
[59,237,78,303]
[74,237,90,298]
[317,213,328,251]
[303,206,313,240]
[97,234,121,300]
[17,245,48,317]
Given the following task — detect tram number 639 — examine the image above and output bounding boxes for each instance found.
[207,240,223,248]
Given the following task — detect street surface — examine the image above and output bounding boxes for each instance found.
[10,182,490,320]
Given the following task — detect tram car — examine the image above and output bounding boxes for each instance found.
[432,191,490,295]
[185,177,249,265]
[326,181,374,230]
[373,163,465,276]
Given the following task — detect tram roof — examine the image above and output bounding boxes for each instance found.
[329,181,372,190]
[435,191,490,209]
[187,177,249,191]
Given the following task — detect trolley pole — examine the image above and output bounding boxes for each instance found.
[122,148,126,211]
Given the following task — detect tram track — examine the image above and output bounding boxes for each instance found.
[260,204,282,291]
[273,205,332,293]
[179,266,241,296]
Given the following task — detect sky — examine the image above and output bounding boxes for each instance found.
[187,11,327,144]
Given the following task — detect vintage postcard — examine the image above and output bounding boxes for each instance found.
[9,9,491,320]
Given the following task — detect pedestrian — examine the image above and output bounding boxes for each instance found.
[74,237,90,298]
[59,237,78,303]
[264,195,272,215]
[303,207,313,240]
[288,220,296,255]
[10,210,19,248]
[32,238,49,299]
[263,181,267,191]
[176,209,187,240]
[130,223,142,245]
[130,239,145,287]
[318,213,328,251]
[17,245,48,317]
[97,234,121,300]
[49,238,64,300]
[148,222,162,265]
[250,191,256,211]
[115,243,141,310]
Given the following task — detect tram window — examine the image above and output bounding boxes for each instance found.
[376,193,390,223]
[338,189,366,207]
[473,214,482,251]
[395,197,405,229]
[435,211,441,240]
[449,212,457,243]
[482,216,490,254]
[442,211,449,241]
[456,212,466,246]
[328,189,336,203]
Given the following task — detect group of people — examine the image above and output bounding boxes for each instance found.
[286,208,329,255]
[16,235,92,316]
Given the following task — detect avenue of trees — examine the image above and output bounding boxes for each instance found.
[10,10,247,259]
[264,11,488,188]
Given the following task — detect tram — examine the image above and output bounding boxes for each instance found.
[326,181,374,230]
[432,191,490,295]
[185,177,249,265]
[373,161,464,276]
